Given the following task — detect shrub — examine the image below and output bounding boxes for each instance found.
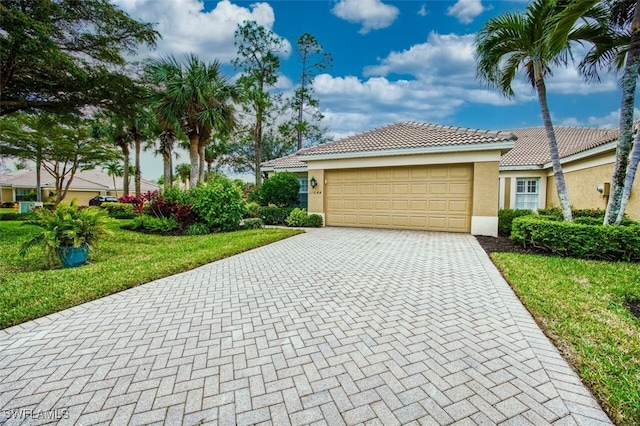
[285,208,308,227]
[183,222,211,236]
[306,214,323,228]
[285,208,324,228]
[131,215,180,233]
[0,212,28,221]
[174,204,198,230]
[241,218,264,229]
[109,212,136,220]
[246,185,263,204]
[259,206,295,225]
[101,202,134,215]
[190,176,246,232]
[162,186,194,206]
[245,202,261,218]
[260,172,300,207]
[511,216,640,261]
[498,209,533,236]
[118,194,145,213]
[147,197,178,218]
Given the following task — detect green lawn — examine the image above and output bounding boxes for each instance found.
[492,253,640,425]
[0,220,302,329]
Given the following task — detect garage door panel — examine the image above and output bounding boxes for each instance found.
[450,183,471,196]
[326,165,472,232]
[429,183,447,195]
[449,200,469,213]
[429,200,447,212]
[448,217,469,231]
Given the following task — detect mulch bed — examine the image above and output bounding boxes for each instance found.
[475,234,550,256]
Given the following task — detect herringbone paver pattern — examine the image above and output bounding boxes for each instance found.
[0,228,611,425]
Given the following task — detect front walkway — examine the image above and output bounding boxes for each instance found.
[0,228,610,425]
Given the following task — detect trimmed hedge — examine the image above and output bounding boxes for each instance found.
[259,206,295,225]
[260,172,300,207]
[511,216,640,261]
[498,209,533,236]
[101,202,134,215]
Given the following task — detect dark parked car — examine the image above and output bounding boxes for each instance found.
[89,195,118,206]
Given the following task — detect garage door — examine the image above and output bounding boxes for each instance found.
[325,165,472,232]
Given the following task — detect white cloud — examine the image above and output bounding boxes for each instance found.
[331,0,400,34]
[559,108,640,129]
[447,0,486,24]
[417,4,428,17]
[112,0,290,62]
[364,32,476,85]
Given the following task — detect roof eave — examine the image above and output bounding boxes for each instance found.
[298,140,516,162]
[541,140,617,169]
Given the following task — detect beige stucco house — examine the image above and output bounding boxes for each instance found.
[264,122,517,237]
[499,126,639,220]
[262,121,640,236]
[0,168,160,206]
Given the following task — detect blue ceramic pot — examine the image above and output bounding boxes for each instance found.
[57,244,89,268]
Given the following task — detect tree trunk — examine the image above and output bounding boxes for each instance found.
[163,151,171,190]
[616,128,640,224]
[112,175,118,198]
[605,0,640,224]
[535,64,573,222]
[122,144,130,196]
[189,134,199,189]
[134,135,141,196]
[297,86,305,151]
[198,142,206,184]
[35,149,42,202]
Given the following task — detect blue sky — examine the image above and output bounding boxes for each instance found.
[108,0,630,181]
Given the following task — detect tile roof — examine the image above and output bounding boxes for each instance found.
[0,168,160,192]
[499,126,620,168]
[297,121,517,157]
[261,154,307,170]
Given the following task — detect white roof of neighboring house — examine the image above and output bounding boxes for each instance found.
[0,168,160,192]
[261,154,308,171]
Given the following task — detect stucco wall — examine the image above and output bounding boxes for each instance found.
[546,160,640,220]
[472,162,499,217]
[307,170,325,219]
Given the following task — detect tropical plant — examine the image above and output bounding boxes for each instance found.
[475,0,604,222]
[146,54,239,187]
[92,111,132,196]
[175,163,191,188]
[19,201,112,266]
[580,0,640,224]
[103,162,124,198]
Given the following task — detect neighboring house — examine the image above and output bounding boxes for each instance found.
[262,121,640,236]
[0,168,160,205]
[264,122,517,236]
[499,125,639,220]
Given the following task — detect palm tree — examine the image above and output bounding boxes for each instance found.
[146,54,240,188]
[103,162,123,198]
[175,163,191,189]
[92,112,131,196]
[155,122,180,189]
[475,0,603,222]
[580,0,640,224]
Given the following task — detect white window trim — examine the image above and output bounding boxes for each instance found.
[514,177,540,211]
[507,174,547,210]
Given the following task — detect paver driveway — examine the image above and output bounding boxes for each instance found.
[0,228,610,425]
